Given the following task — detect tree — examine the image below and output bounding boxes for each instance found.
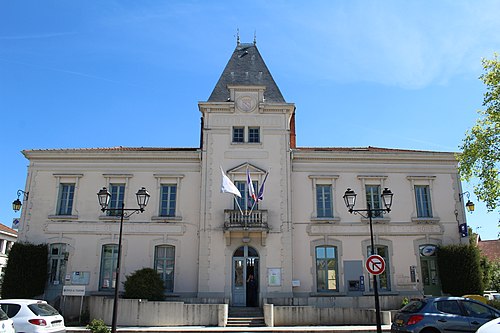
[1,242,48,298]
[458,53,500,212]
[123,268,165,301]
[438,244,484,295]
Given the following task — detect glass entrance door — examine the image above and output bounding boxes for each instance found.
[232,246,259,306]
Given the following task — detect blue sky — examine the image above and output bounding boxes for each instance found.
[1,0,499,240]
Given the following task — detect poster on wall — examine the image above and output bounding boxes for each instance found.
[268,268,281,286]
[71,271,90,285]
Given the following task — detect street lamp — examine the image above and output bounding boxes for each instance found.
[97,186,150,333]
[343,187,393,333]
[12,189,29,212]
[459,191,475,213]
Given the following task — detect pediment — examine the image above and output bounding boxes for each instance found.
[227,162,267,176]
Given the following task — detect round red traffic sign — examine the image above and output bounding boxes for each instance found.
[365,254,385,275]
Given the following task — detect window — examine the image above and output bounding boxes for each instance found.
[159,185,177,217]
[365,185,383,218]
[436,300,462,315]
[235,180,259,210]
[107,184,125,216]
[57,183,75,215]
[248,127,260,143]
[48,243,66,285]
[233,127,244,143]
[154,245,175,292]
[99,244,118,290]
[316,185,333,218]
[367,245,391,291]
[415,185,432,218]
[315,246,338,292]
[461,300,496,319]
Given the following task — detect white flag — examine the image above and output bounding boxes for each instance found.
[220,166,241,197]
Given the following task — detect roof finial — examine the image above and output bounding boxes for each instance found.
[236,28,240,46]
[253,30,257,45]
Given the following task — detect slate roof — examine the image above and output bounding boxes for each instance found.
[208,43,285,103]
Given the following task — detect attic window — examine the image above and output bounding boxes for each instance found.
[239,51,249,58]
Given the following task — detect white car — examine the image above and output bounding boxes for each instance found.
[484,292,500,301]
[0,307,15,333]
[477,317,500,333]
[0,299,65,333]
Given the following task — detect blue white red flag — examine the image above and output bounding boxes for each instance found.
[247,167,256,202]
[257,170,269,202]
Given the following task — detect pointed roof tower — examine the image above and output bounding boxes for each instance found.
[208,42,286,103]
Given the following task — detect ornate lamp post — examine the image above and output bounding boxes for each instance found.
[97,186,150,333]
[343,187,393,333]
[12,189,29,212]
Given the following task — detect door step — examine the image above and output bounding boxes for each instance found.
[227,307,266,327]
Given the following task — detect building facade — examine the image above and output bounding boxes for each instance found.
[0,224,17,279]
[17,41,469,308]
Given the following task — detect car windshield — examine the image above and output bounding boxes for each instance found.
[400,300,426,313]
[493,294,500,300]
[28,303,60,316]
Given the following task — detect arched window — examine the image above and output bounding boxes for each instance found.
[367,245,391,291]
[99,244,118,290]
[154,245,175,292]
[315,245,338,292]
[48,243,66,285]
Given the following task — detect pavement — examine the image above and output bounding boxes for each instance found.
[67,325,392,333]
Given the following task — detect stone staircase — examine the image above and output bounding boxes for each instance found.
[227,307,266,327]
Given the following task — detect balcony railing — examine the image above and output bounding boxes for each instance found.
[224,209,269,231]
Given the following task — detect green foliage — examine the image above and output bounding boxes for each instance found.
[86,319,110,333]
[488,261,500,291]
[458,53,500,212]
[123,268,165,301]
[488,300,500,310]
[401,297,409,308]
[437,244,484,295]
[1,242,48,298]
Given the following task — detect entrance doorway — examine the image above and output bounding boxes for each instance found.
[232,245,259,307]
[419,244,441,296]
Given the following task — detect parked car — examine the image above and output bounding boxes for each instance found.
[0,299,65,333]
[477,317,500,333]
[483,291,500,301]
[0,307,15,333]
[391,296,500,333]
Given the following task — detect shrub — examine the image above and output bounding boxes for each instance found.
[123,268,165,301]
[488,300,500,310]
[86,319,110,333]
[437,244,483,296]
[1,243,48,298]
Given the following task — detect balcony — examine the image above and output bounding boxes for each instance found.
[223,209,269,246]
[224,209,269,231]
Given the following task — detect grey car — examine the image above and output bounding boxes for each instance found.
[391,297,500,333]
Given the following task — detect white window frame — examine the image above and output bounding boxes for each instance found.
[49,174,83,220]
[99,174,133,220]
[407,176,440,224]
[357,176,390,223]
[152,174,184,221]
[309,175,340,222]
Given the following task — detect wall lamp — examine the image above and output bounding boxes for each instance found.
[12,189,29,212]
[459,191,475,213]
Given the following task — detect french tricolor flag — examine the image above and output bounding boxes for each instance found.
[247,167,256,202]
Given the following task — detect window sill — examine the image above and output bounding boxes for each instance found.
[99,215,130,221]
[310,292,345,297]
[361,217,391,224]
[412,217,440,224]
[151,216,182,222]
[310,217,340,223]
[48,215,78,220]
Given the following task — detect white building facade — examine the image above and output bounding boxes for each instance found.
[17,41,468,309]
